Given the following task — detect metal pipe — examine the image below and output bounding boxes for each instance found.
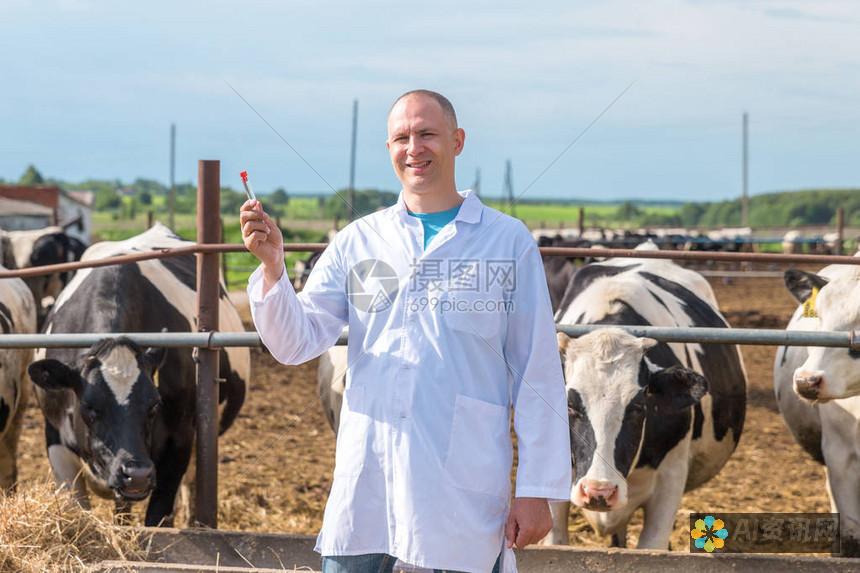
[556,324,853,348]
[3,242,860,281]
[195,160,220,528]
[1,326,856,349]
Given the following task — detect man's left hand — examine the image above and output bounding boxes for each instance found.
[505,497,552,549]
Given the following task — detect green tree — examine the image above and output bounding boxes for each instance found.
[19,164,44,185]
[614,201,642,221]
[270,187,289,206]
[139,191,153,206]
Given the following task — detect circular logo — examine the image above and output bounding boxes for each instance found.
[347,259,399,313]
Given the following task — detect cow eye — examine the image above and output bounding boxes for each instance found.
[850,349,860,360]
[148,402,161,418]
[81,404,99,424]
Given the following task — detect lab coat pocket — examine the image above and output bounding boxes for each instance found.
[333,385,371,477]
[445,394,511,498]
[441,289,503,340]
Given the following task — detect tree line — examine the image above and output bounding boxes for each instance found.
[3,165,858,228]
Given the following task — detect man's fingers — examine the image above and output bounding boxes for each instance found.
[242,220,270,238]
[251,230,268,245]
[505,513,517,549]
[515,525,532,550]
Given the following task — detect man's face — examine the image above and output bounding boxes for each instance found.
[386,94,465,195]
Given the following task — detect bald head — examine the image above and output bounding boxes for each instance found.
[389,89,458,129]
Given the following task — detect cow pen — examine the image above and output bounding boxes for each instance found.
[3,160,860,570]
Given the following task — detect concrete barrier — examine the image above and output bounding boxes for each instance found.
[87,528,860,572]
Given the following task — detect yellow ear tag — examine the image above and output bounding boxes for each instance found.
[803,286,820,318]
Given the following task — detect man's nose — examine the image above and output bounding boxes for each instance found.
[406,135,423,155]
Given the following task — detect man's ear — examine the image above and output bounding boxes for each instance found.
[28,359,83,394]
[647,366,708,412]
[784,270,829,304]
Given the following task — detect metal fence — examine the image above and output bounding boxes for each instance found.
[2,160,859,529]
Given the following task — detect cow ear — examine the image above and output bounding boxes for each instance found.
[784,270,829,304]
[647,366,708,412]
[142,346,168,374]
[28,359,82,394]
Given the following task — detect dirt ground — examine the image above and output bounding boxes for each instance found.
[13,273,830,551]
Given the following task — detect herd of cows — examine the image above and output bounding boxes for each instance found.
[0,222,859,555]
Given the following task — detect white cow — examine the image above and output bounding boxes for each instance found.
[775,258,860,554]
[0,266,38,488]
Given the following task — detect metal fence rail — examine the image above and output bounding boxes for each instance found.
[2,325,857,349]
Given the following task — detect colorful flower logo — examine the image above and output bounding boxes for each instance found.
[691,515,729,552]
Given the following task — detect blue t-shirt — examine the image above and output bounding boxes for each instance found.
[408,204,461,249]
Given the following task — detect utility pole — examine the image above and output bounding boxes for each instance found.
[473,167,481,197]
[169,123,176,230]
[504,160,515,218]
[348,99,358,221]
[741,112,749,227]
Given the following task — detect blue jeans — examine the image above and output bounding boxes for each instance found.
[321,553,501,573]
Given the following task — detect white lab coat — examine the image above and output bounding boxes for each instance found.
[248,190,570,573]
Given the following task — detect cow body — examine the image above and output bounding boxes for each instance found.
[0,226,86,328]
[30,223,249,525]
[774,262,860,554]
[551,244,746,548]
[0,268,37,488]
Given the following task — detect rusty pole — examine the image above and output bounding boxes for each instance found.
[195,160,221,528]
[578,207,585,237]
[147,210,154,229]
[836,207,845,256]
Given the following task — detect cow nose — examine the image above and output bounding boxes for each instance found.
[582,479,619,510]
[120,461,154,490]
[794,371,824,400]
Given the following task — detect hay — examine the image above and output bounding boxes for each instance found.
[0,481,143,573]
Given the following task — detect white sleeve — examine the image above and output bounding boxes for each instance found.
[504,243,572,500]
[247,241,348,365]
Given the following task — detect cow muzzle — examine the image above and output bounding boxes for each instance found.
[116,460,155,501]
[794,370,825,401]
[573,479,621,511]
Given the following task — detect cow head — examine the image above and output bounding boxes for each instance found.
[28,337,166,501]
[785,269,860,401]
[558,328,707,513]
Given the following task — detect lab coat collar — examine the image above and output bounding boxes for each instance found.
[389,189,483,225]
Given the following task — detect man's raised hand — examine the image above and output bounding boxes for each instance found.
[240,200,285,285]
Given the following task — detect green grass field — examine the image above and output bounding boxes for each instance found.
[92,211,319,290]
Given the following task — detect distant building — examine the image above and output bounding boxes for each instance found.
[0,185,93,242]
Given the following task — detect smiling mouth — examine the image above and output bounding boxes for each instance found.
[406,160,431,169]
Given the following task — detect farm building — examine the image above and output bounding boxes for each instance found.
[0,185,93,242]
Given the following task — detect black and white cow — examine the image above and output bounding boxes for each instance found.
[774,262,860,554]
[0,226,86,328]
[28,223,249,526]
[550,242,747,548]
[0,268,38,488]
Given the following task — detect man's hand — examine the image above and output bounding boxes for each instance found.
[505,497,552,549]
[240,199,285,288]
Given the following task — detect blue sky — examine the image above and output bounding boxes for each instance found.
[1,0,858,201]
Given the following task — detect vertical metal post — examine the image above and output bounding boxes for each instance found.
[195,160,221,528]
[504,160,515,218]
[348,99,358,221]
[147,210,154,229]
[169,123,176,230]
[578,207,585,237]
[741,112,749,227]
[836,207,845,256]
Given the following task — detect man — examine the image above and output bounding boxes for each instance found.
[241,90,570,573]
